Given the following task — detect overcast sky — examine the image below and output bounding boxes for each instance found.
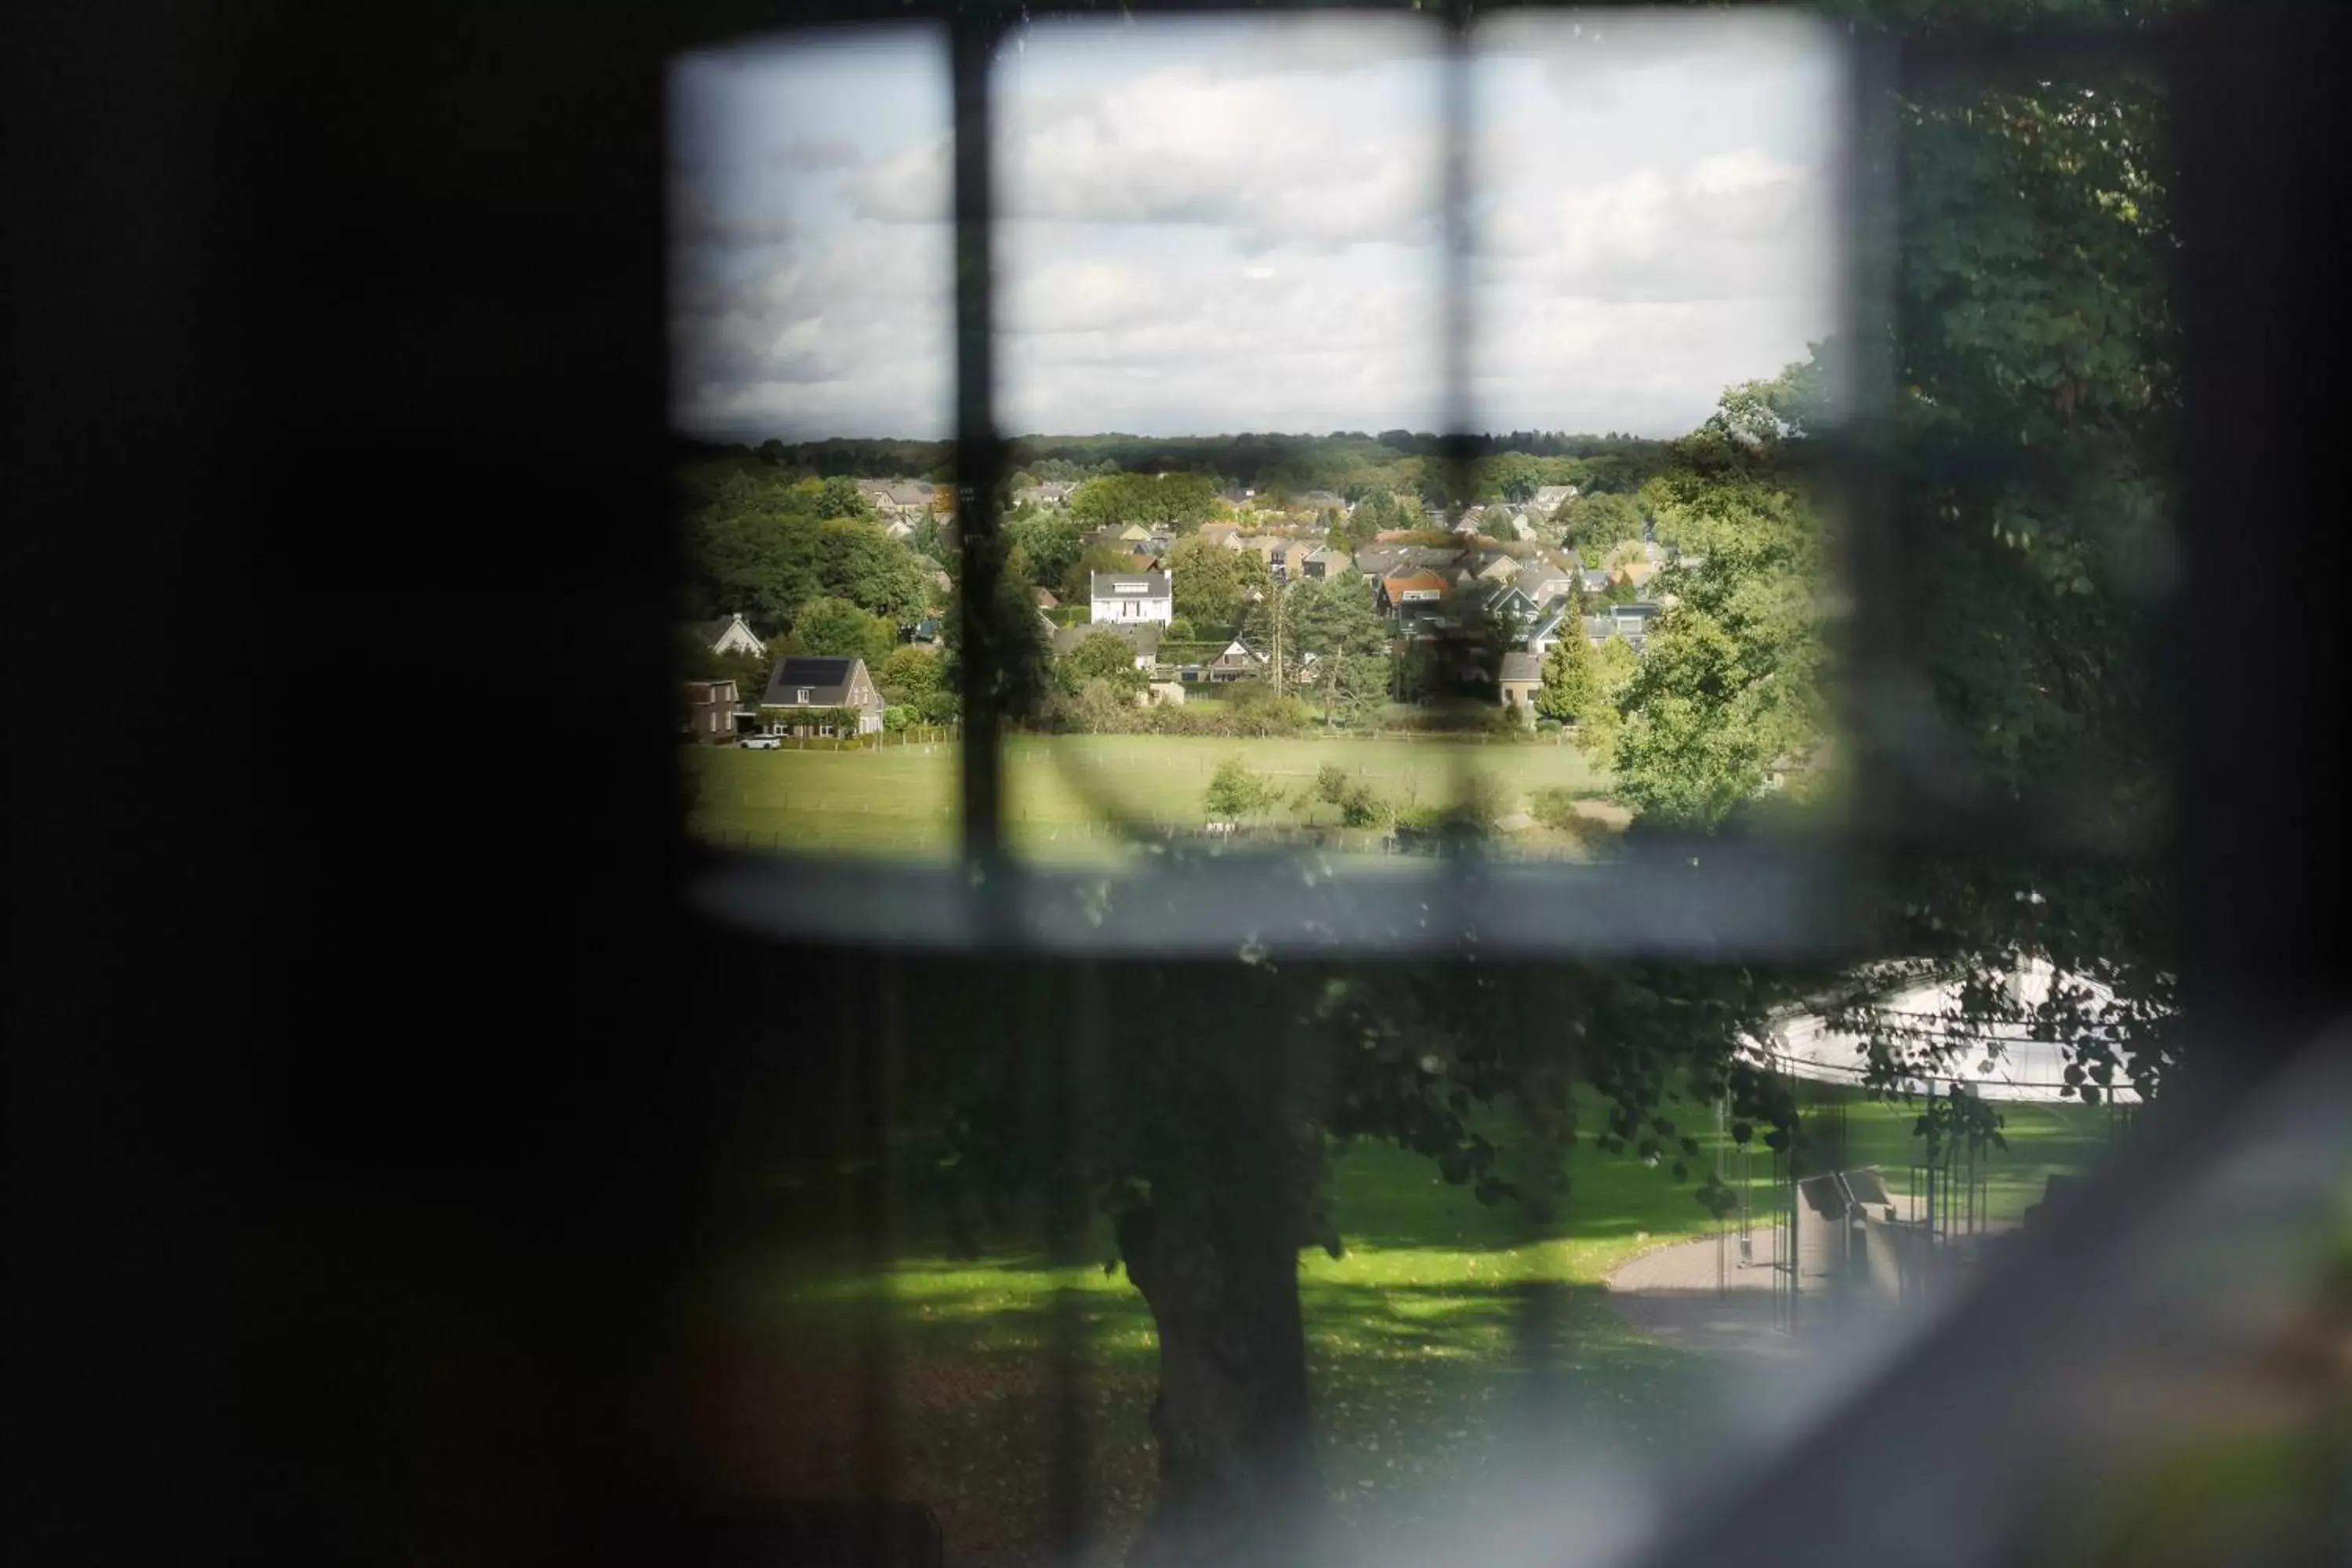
[669,11,1845,441]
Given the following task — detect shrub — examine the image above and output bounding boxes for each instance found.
[1204,756,1283,821]
[1310,762,1386,828]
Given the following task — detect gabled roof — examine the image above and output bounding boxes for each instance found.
[1500,652,1544,683]
[1526,604,1567,645]
[1381,568,1448,597]
[686,615,748,648]
[1034,587,1059,608]
[762,655,873,707]
[1091,570,1171,597]
[882,481,935,506]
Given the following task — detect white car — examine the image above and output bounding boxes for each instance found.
[738,735,783,750]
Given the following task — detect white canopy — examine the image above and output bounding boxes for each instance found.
[1741,959,2142,1105]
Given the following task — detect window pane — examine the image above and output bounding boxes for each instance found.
[669,27,960,862]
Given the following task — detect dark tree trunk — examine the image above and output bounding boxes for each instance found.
[1119,1195,1327,1568]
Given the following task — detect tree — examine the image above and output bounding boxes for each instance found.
[1167,535,1271,635]
[1222,679,1311,738]
[1008,510,1084,591]
[1535,626,1601,727]
[877,644,946,710]
[1069,471,1219,531]
[1555,489,1643,552]
[1305,763,1385,828]
[1323,651,1392,730]
[792,596,896,666]
[1575,637,1641,770]
[1203,756,1282,820]
[1062,540,1138,606]
[1055,631,1149,702]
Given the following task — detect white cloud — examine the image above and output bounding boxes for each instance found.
[670,14,1843,440]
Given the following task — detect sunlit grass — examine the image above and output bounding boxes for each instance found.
[686,735,1611,862]
[691,1087,2115,1562]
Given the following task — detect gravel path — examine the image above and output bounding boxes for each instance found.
[1602,1228,1809,1360]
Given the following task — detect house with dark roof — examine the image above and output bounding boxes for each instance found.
[757,655,885,735]
[685,613,765,659]
[1052,622,1161,669]
[681,678,739,742]
[1482,582,1539,625]
[1498,652,1544,714]
[1300,545,1352,580]
[1014,481,1077,509]
[875,481,937,516]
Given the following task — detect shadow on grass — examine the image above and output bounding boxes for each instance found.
[696,1250,1727,1565]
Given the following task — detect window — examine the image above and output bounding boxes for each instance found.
[796,688,810,703]
[658,10,2350,1568]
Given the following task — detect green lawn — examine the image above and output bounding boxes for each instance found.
[684,1087,2114,1563]
[685,735,1612,862]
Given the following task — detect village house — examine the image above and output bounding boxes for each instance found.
[1515,564,1577,607]
[684,612,766,659]
[1299,545,1351,581]
[1498,652,1544,714]
[1530,484,1577,514]
[757,655,885,736]
[1014,481,1077,509]
[1377,568,1448,618]
[1090,569,1174,625]
[1471,550,1521,586]
[1196,521,1243,550]
[1206,639,1265,682]
[681,678,739,742]
[1483,582,1540,625]
[874,481,938,519]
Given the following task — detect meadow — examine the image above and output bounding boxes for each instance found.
[684,735,1616,861]
[675,1087,2115,1565]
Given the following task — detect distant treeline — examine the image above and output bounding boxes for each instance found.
[695,430,1673,497]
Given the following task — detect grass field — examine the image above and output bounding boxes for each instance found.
[679,1087,2115,1564]
[685,735,1614,862]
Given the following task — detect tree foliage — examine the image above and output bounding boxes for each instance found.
[1168,535,1272,634]
[1056,632,1151,701]
[1069,471,1220,531]
[791,596,897,667]
[1203,756,1284,820]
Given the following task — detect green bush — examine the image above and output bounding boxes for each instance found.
[1309,762,1387,828]
[1204,756,1283,820]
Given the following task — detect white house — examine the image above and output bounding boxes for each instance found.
[1530,484,1578,514]
[685,613,766,659]
[1089,570,1173,625]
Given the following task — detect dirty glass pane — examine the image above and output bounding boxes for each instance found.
[662,9,2221,1568]
[668,27,960,860]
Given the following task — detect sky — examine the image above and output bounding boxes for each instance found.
[668,11,1846,442]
